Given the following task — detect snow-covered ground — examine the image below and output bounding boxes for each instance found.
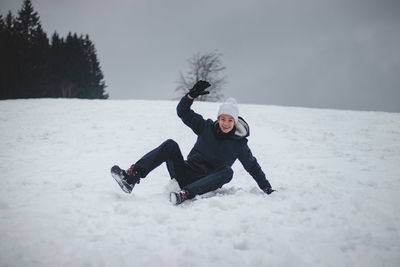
[0,98,399,267]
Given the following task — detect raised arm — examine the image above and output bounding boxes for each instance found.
[176,81,211,135]
[177,94,207,135]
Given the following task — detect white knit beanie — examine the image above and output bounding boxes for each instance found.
[218,97,239,123]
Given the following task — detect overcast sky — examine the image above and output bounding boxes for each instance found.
[2,0,400,112]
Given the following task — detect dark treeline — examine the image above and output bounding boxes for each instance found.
[0,0,108,99]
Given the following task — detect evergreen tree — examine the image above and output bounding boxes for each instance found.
[0,0,108,99]
[48,32,65,97]
[15,0,49,98]
[0,15,4,35]
[62,33,85,98]
[0,14,5,98]
[82,35,108,99]
[0,11,18,99]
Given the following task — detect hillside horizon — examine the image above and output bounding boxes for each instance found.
[1,98,399,267]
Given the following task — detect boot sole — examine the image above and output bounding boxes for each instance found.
[111,166,133,194]
[169,192,181,205]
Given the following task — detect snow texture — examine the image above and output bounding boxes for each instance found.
[1,99,399,267]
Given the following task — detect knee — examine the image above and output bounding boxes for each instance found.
[162,139,178,149]
[225,166,233,176]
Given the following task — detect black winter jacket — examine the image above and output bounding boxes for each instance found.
[177,95,271,190]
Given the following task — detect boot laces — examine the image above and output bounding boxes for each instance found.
[125,164,140,184]
[180,189,189,201]
[126,164,136,177]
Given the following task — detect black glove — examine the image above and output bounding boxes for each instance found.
[188,80,211,99]
[263,187,276,195]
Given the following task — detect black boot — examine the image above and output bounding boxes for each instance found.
[111,165,141,194]
[169,189,189,205]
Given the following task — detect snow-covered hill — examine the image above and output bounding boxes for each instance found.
[1,99,399,267]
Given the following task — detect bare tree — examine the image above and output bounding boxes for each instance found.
[175,50,227,102]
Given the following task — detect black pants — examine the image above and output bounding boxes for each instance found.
[134,139,233,198]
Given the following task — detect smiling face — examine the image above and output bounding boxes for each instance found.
[218,114,235,133]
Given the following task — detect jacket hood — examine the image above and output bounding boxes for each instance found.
[213,116,249,140]
[234,116,250,139]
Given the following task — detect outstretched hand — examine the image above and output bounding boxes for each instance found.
[188,80,211,99]
[263,187,276,195]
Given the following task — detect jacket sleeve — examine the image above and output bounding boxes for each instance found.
[238,141,272,189]
[177,95,207,135]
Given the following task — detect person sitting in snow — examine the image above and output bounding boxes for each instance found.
[111,80,275,204]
